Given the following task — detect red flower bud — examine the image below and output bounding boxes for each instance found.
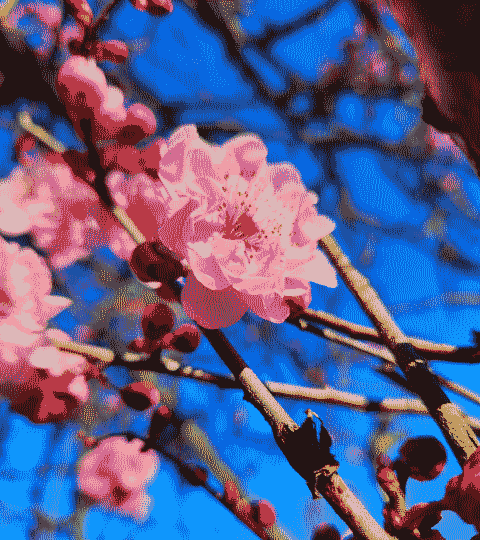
[224,481,240,506]
[92,40,129,64]
[250,500,276,528]
[119,381,161,411]
[142,303,175,341]
[399,436,447,481]
[311,524,340,540]
[130,241,185,284]
[162,324,200,353]
[117,104,156,145]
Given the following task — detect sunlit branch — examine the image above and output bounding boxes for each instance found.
[318,234,479,466]
[287,307,475,362]
[199,327,396,540]
[292,319,480,408]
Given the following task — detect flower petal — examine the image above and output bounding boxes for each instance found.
[181,274,248,329]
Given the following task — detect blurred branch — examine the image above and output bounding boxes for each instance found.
[287,308,480,363]
[50,338,480,428]
[318,233,479,466]
[291,319,480,408]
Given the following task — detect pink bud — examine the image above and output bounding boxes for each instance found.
[164,324,200,353]
[142,303,175,341]
[311,524,341,540]
[146,0,173,14]
[117,104,157,145]
[250,500,276,528]
[139,138,167,176]
[224,481,240,506]
[92,40,129,64]
[120,381,161,410]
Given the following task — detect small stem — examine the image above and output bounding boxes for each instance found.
[318,234,479,466]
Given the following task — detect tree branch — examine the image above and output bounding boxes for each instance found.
[318,234,479,466]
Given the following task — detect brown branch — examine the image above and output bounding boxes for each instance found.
[199,327,396,540]
[292,319,480,409]
[287,309,465,361]
[318,234,479,466]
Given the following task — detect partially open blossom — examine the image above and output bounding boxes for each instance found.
[78,436,159,520]
[150,125,337,328]
[117,103,157,145]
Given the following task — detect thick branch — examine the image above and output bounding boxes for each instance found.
[199,327,396,540]
[318,234,479,466]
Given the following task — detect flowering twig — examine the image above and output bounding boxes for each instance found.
[156,445,294,540]
[318,234,479,466]
[199,327,396,540]
[49,338,480,429]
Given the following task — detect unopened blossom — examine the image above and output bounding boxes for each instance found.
[0,157,135,267]
[78,436,159,520]
[149,125,337,328]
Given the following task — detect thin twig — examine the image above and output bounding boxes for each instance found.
[293,319,480,408]
[318,234,479,466]
[288,307,480,362]
[50,338,480,428]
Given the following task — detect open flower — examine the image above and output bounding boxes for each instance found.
[152,125,336,328]
[78,436,159,520]
[0,157,136,267]
[0,238,89,422]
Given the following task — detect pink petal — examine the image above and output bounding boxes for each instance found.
[181,274,248,329]
[240,291,290,323]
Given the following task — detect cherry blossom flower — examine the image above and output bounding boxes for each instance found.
[148,125,337,328]
[0,238,89,422]
[0,157,135,267]
[78,436,159,520]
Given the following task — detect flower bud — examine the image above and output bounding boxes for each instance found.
[311,524,341,540]
[223,481,240,506]
[250,500,276,528]
[142,303,175,341]
[117,104,156,145]
[130,241,185,284]
[161,324,200,353]
[92,40,129,64]
[399,436,447,481]
[120,381,161,411]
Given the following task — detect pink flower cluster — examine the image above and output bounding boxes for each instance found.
[0,236,89,423]
[78,436,159,520]
[109,125,337,328]
[0,155,135,268]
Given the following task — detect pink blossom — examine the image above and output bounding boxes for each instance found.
[150,125,336,328]
[0,158,135,267]
[0,238,89,422]
[78,436,159,520]
[56,56,128,142]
